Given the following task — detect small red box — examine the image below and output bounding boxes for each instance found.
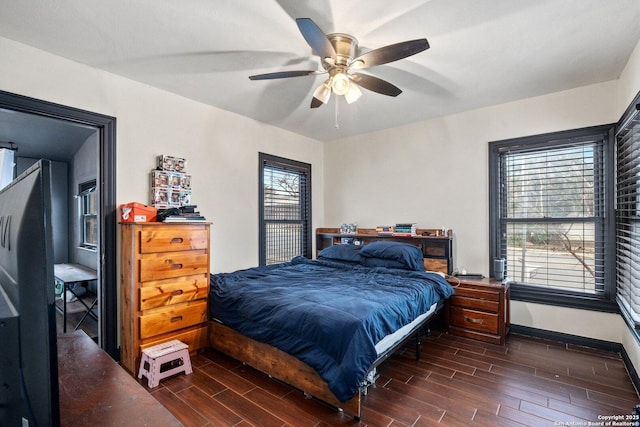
[120,202,157,223]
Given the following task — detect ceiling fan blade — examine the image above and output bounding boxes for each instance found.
[351,73,402,97]
[296,18,336,60]
[310,97,324,108]
[350,39,429,69]
[249,70,321,80]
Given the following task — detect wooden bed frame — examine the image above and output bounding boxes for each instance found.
[207,228,453,420]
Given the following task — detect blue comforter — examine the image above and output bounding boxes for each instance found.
[209,256,454,401]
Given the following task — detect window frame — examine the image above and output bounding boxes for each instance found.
[258,153,312,266]
[615,95,640,331]
[78,180,98,251]
[489,125,617,312]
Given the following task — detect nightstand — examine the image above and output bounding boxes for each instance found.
[446,277,510,345]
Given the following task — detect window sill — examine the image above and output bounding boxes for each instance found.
[510,283,619,313]
[78,245,97,253]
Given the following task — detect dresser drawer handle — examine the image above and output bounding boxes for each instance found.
[170,263,183,270]
[171,316,183,323]
[171,289,184,297]
[464,316,483,325]
[170,237,184,244]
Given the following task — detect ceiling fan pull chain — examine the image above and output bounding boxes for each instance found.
[334,96,339,129]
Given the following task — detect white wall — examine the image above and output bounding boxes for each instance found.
[0,36,324,273]
[325,80,620,274]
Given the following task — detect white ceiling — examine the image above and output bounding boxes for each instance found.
[1,0,640,143]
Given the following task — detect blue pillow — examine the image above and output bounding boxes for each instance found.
[362,256,412,270]
[318,244,364,264]
[360,241,424,271]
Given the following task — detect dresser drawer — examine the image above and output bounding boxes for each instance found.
[140,228,209,253]
[450,295,499,312]
[449,306,499,335]
[140,325,209,355]
[139,300,208,339]
[139,253,208,282]
[139,276,209,310]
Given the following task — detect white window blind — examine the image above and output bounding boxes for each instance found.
[616,107,640,327]
[498,139,606,293]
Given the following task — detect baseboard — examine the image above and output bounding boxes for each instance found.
[510,324,622,352]
[622,347,640,398]
[511,324,640,397]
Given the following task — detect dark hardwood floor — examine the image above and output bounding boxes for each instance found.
[143,328,640,426]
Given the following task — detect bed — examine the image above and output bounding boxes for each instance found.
[208,241,455,419]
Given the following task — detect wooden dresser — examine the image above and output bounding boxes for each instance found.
[446,277,510,345]
[120,222,211,375]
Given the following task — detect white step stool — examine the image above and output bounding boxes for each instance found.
[138,340,193,388]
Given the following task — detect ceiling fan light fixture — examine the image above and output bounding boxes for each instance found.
[344,83,362,104]
[313,80,332,104]
[331,72,350,96]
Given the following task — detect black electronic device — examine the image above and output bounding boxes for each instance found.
[0,160,60,426]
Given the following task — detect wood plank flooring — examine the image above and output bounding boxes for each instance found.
[144,329,639,426]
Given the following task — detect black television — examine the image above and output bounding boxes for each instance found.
[0,160,59,426]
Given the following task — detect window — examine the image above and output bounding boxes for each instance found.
[489,125,616,311]
[78,180,97,250]
[259,153,311,265]
[616,102,640,328]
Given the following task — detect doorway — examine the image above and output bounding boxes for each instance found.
[0,90,118,358]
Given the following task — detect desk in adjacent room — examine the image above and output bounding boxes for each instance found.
[54,263,98,333]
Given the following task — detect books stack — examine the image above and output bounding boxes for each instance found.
[376,225,394,236]
[392,223,417,237]
[161,205,207,222]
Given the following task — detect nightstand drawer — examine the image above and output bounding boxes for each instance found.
[139,300,208,339]
[139,276,209,310]
[140,228,209,253]
[449,306,499,335]
[139,253,208,282]
[453,287,499,301]
[450,295,499,312]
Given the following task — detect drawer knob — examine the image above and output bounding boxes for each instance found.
[464,316,484,325]
[170,263,183,270]
[171,289,184,297]
[170,237,184,244]
[171,315,183,323]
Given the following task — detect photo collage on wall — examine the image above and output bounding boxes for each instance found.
[150,155,192,209]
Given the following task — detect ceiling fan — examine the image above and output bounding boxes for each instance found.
[249,18,429,108]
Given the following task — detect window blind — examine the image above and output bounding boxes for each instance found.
[260,154,311,265]
[616,106,640,326]
[498,139,606,292]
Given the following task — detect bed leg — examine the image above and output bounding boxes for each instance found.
[415,335,421,361]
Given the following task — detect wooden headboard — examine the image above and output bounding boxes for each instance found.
[315,227,453,275]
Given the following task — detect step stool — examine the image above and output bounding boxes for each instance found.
[138,340,193,388]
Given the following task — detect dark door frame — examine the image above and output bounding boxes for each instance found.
[0,90,118,359]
